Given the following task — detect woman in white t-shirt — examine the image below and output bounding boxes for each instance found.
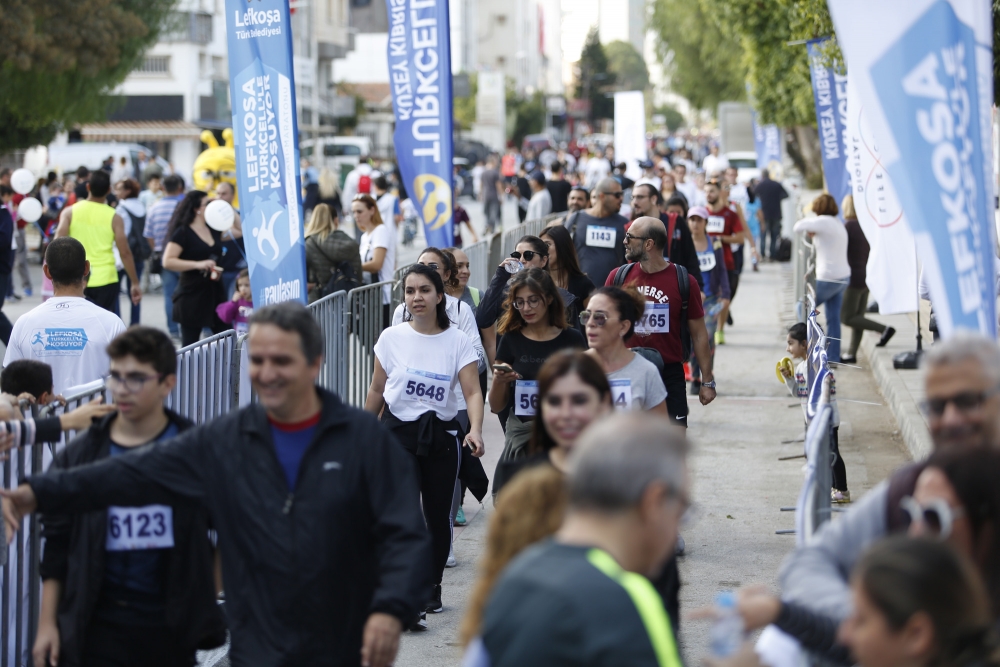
[365,264,485,627]
[353,193,396,324]
[583,287,667,413]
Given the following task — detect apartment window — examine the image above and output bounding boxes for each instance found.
[192,12,213,44]
[135,56,170,76]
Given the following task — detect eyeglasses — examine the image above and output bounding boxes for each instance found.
[419,262,440,270]
[900,495,965,539]
[579,311,617,327]
[601,191,624,198]
[920,386,1000,417]
[106,372,164,393]
[624,232,650,243]
[513,295,544,310]
[511,251,543,262]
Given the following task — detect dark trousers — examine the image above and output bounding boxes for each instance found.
[180,319,228,348]
[661,362,689,429]
[119,264,143,326]
[764,218,782,258]
[831,426,847,492]
[84,281,120,316]
[841,287,886,357]
[727,270,741,303]
[82,617,195,667]
[0,273,14,346]
[409,436,461,586]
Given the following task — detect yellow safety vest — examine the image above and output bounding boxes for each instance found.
[587,548,683,667]
[69,200,117,287]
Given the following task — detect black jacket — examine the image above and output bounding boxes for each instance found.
[38,410,226,666]
[658,212,703,288]
[30,388,432,667]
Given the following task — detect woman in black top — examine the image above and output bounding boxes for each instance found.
[839,194,893,363]
[489,269,585,464]
[162,191,228,346]
[540,224,594,331]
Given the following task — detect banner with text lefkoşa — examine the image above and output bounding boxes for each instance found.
[830,0,996,338]
[386,0,455,249]
[806,38,851,206]
[225,0,306,306]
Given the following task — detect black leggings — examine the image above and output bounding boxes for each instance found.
[180,320,228,347]
[408,436,461,586]
[83,616,194,667]
[831,426,847,492]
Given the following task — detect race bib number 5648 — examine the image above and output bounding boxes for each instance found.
[404,368,451,408]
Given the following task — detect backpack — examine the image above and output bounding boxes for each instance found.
[775,237,792,262]
[308,236,362,297]
[613,261,692,360]
[124,208,152,262]
[358,173,372,194]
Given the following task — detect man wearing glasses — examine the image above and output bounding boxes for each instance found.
[779,332,1000,627]
[564,177,627,284]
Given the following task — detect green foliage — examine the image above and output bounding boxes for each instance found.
[649,0,746,113]
[454,73,478,131]
[605,40,649,91]
[506,79,545,146]
[0,0,178,151]
[574,27,615,120]
[654,104,685,132]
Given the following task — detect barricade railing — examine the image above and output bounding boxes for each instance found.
[391,264,413,313]
[345,281,393,408]
[307,290,349,398]
[166,330,241,424]
[499,213,563,259]
[793,232,817,323]
[463,238,491,294]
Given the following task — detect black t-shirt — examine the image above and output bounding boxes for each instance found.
[482,541,663,667]
[496,328,586,416]
[546,180,572,214]
[754,178,789,221]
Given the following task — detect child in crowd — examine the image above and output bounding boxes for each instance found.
[215,268,253,335]
[1,359,60,406]
[780,322,849,503]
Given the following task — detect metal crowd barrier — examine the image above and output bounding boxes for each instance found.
[307,290,349,398]
[794,232,817,323]
[499,213,563,258]
[462,238,491,294]
[345,281,393,408]
[167,331,241,424]
[391,264,413,313]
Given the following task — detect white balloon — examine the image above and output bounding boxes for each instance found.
[10,168,35,195]
[17,197,42,223]
[204,199,235,232]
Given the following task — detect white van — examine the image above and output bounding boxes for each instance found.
[44,142,170,181]
[300,136,372,184]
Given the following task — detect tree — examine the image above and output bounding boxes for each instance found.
[0,0,178,151]
[453,73,478,131]
[574,27,615,121]
[605,40,649,92]
[655,104,685,132]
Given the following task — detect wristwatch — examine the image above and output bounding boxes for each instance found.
[701,380,717,390]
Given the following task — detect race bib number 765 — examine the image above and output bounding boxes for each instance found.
[634,302,670,336]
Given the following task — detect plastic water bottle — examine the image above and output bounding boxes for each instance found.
[710,591,744,657]
[504,260,523,274]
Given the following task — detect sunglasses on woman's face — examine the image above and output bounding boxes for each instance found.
[579,311,616,327]
[900,496,965,539]
[510,251,542,262]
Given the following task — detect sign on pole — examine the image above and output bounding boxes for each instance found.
[386,0,455,249]
[829,0,996,338]
[751,112,783,178]
[224,0,307,305]
[613,91,646,181]
[806,38,851,205]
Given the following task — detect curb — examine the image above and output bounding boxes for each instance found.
[859,332,932,461]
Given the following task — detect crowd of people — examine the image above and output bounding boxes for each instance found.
[0,130,993,667]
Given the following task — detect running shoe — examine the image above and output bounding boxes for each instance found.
[23,287,32,297]
[446,545,457,568]
[832,489,851,504]
[454,507,467,526]
[426,585,443,614]
[715,330,725,345]
[408,612,428,631]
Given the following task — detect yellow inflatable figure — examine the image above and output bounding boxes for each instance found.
[193,129,238,207]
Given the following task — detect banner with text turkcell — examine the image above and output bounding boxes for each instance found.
[830,0,996,338]
[385,0,455,249]
[224,0,307,306]
[806,38,851,207]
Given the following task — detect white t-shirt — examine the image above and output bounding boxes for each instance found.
[585,158,611,189]
[374,324,479,422]
[676,180,698,205]
[793,215,851,282]
[702,154,730,177]
[360,223,396,304]
[377,192,400,227]
[606,353,668,411]
[4,297,127,395]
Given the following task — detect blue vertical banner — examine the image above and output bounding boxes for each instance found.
[386,0,455,248]
[224,0,306,305]
[751,111,783,173]
[806,38,851,205]
[829,0,996,338]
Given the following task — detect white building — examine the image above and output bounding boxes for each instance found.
[598,0,644,54]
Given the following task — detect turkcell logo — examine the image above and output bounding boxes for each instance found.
[870,0,994,335]
[30,328,88,356]
[412,174,452,230]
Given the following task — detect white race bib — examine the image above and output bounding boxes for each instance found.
[106,505,174,551]
[706,215,726,234]
[404,368,451,408]
[610,379,633,410]
[698,250,717,272]
[514,380,539,417]
[236,321,249,336]
[634,302,670,335]
[586,225,617,248]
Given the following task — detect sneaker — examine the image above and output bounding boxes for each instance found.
[454,507,467,527]
[675,534,686,556]
[408,611,428,631]
[426,584,443,614]
[726,313,734,326]
[23,287,31,297]
[832,489,852,504]
[839,355,857,364]
[876,327,896,348]
[715,330,725,345]
[446,545,457,568]
[689,380,701,396]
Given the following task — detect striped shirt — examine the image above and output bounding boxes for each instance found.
[144,194,184,252]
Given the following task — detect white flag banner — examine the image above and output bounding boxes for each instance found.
[846,77,919,314]
[829,0,997,338]
[614,91,646,181]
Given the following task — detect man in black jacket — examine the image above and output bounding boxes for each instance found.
[3,303,432,667]
[34,326,226,667]
[629,183,702,288]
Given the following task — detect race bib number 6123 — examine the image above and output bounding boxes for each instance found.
[106,505,174,551]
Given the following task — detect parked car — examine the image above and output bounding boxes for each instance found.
[453,138,492,166]
[724,151,762,184]
[300,136,373,185]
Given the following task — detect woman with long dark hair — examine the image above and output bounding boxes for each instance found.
[162,190,228,346]
[365,263,485,628]
[539,224,593,328]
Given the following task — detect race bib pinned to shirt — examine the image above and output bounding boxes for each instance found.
[610,379,633,410]
[404,368,451,408]
[634,302,670,336]
[105,505,174,551]
[706,216,726,235]
[586,226,617,249]
[514,380,539,417]
[698,250,717,272]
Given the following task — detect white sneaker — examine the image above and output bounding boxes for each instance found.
[446,545,457,568]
